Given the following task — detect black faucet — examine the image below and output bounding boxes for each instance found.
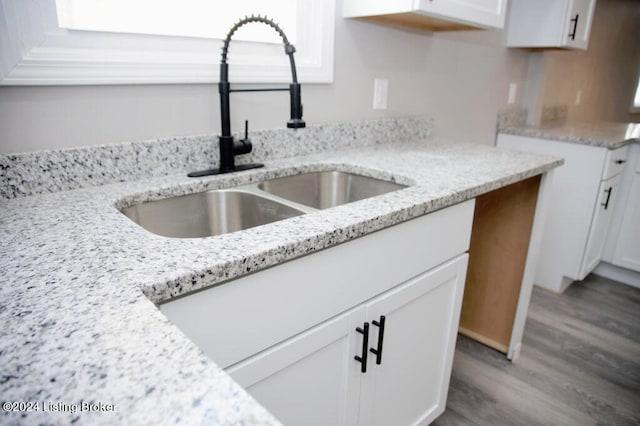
[189,15,305,177]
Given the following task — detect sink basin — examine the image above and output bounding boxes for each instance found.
[121,170,407,238]
[121,189,306,238]
[258,171,407,209]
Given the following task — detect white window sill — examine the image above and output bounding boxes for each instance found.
[0,0,334,85]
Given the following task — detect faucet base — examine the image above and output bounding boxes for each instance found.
[187,163,264,178]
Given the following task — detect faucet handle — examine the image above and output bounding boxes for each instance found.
[233,120,252,155]
[242,120,249,141]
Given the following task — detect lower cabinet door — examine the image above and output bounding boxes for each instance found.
[612,155,640,272]
[580,175,621,279]
[358,254,469,426]
[226,307,366,426]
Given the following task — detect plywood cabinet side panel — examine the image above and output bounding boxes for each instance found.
[459,175,541,352]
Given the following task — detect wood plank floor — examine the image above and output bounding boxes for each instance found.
[434,274,640,426]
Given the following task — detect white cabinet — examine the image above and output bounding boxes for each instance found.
[343,0,508,32]
[506,0,597,50]
[611,164,640,271]
[161,200,475,424]
[602,144,640,273]
[227,256,468,426]
[496,133,627,292]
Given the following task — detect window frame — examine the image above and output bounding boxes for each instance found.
[632,70,640,114]
[0,0,335,85]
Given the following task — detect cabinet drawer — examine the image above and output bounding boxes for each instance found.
[160,200,475,368]
[602,145,629,180]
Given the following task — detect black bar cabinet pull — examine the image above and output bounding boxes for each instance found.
[569,14,579,40]
[602,187,613,210]
[370,315,386,365]
[355,322,370,373]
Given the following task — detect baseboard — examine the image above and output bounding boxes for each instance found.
[592,262,640,289]
[458,327,508,354]
[534,276,574,294]
[507,342,522,362]
[559,276,575,293]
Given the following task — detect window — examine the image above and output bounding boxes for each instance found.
[633,73,640,113]
[55,0,297,43]
[0,0,334,85]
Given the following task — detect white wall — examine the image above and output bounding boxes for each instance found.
[426,30,529,142]
[0,1,530,154]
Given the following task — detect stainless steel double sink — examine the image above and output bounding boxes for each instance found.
[121,171,407,238]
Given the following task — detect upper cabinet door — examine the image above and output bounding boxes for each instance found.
[565,0,595,49]
[417,0,508,29]
[343,0,508,31]
[506,0,597,50]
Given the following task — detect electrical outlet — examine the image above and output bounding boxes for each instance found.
[575,90,582,105]
[507,82,517,105]
[373,78,388,110]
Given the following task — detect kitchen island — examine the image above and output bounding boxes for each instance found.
[0,118,561,425]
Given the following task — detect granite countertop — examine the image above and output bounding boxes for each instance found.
[0,139,561,425]
[500,121,640,149]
